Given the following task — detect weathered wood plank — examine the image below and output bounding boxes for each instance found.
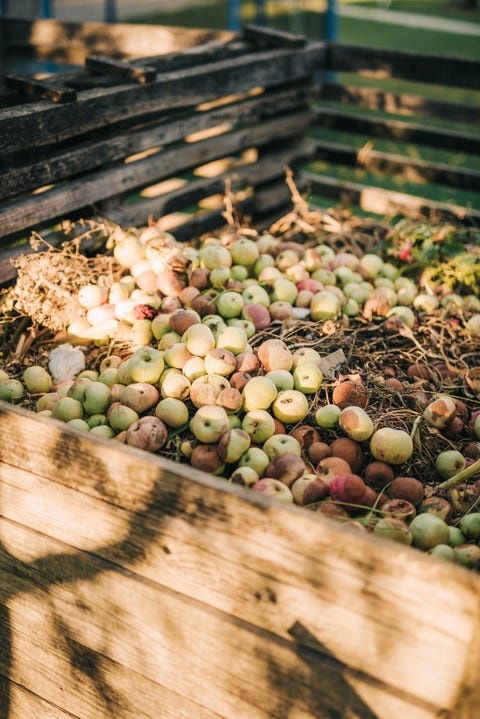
[312,138,480,190]
[312,107,480,154]
[0,110,313,240]
[107,140,314,229]
[0,402,478,719]
[328,44,480,90]
[0,83,313,200]
[0,679,80,719]
[0,44,325,154]
[302,170,480,224]
[320,82,480,126]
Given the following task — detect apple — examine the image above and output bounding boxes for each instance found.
[270,278,297,305]
[293,362,323,394]
[409,513,450,550]
[66,378,91,403]
[36,392,62,412]
[190,374,230,408]
[163,343,193,370]
[51,396,84,422]
[83,381,112,415]
[126,416,168,452]
[242,409,276,443]
[78,283,109,309]
[316,456,352,485]
[209,266,232,288]
[291,475,329,506]
[242,285,270,307]
[182,356,206,382]
[266,370,294,392]
[169,308,201,335]
[98,368,119,387]
[204,348,236,376]
[190,444,225,475]
[339,406,374,442]
[216,291,244,319]
[310,290,341,321]
[217,428,251,463]
[257,339,293,372]
[23,365,53,394]
[253,254,275,277]
[108,404,140,432]
[113,233,146,268]
[423,395,457,430]
[199,244,232,269]
[160,372,191,400]
[215,325,248,355]
[242,303,271,330]
[235,351,260,374]
[86,413,108,429]
[190,405,230,443]
[315,404,341,429]
[292,347,322,368]
[242,376,278,412]
[435,450,466,480]
[128,347,164,384]
[155,397,189,428]
[264,452,305,487]
[157,331,181,350]
[358,253,383,279]
[229,466,259,487]
[238,447,270,476]
[230,238,260,266]
[272,389,309,424]
[370,427,414,465]
[263,434,302,460]
[252,477,294,503]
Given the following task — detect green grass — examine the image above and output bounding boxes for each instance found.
[341,0,480,22]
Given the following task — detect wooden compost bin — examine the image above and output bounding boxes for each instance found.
[0,18,479,719]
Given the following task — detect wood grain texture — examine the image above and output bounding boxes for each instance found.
[0,44,325,154]
[0,110,313,239]
[0,401,478,719]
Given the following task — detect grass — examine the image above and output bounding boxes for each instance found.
[341,0,480,22]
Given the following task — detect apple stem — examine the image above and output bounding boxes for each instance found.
[436,458,480,492]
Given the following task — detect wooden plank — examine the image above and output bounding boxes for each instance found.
[0,402,478,719]
[85,55,157,84]
[0,83,313,200]
[312,138,480,191]
[313,107,480,155]
[328,44,480,90]
[0,679,80,719]
[0,43,325,155]
[302,169,480,224]
[107,139,315,229]
[4,73,77,104]
[242,24,306,49]
[0,110,314,240]
[320,82,480,126]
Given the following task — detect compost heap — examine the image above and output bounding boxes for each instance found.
[1,199,480,569]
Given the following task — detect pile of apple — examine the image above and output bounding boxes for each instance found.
[1,223,480,568]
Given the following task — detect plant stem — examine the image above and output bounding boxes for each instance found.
[436,458,480,492]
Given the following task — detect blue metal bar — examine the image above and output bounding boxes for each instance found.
[40,0,54,18]
[255,0,267,26]
[105,0,117,23]
[227,0,241,31]
[325,0,339,43]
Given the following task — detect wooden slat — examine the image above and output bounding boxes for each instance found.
[312,138,480,191]
[0,402,478,719]
[328,44,480,90]
[107,139,314,229]
[0,110,314,240]
[85,55,157,84]
[0,43,325,155]
[4,73,77,104]
[242,23,306,49]
[0,83,313,200]
[302,170,480,224]
[313,107,480,154]
[320,82,480,126]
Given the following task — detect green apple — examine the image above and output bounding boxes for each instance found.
[270,278,297,305]
[242,409,276,443]
[22,365,53,394]
[216,291,245,319]
[204,348,236,377]
[315,404,341,429]
[435,450,466,480]
[242,376,278,412]
[263,434,302,460]
[190,405,230,443]
[108,404,140,432]
[266,370,294,392]
[370,427,414,465]
[163,343,193,370]
[241,285,270,308]
[155,397,189,428]
[121,382,160,413]
[292,347,322,368]
[83,381,112,415]
[217,428,251,463]
[230,238,260,266]
[238,447,270,476]
[215,325,248,355]
[52,396,84,422]
[182,323,215,357]
[310,290,341,321]
[293,362,323,394]
[339,406,374,442]
[160,372,191,400]
[199,244,232,270]
[128,347,164,384]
